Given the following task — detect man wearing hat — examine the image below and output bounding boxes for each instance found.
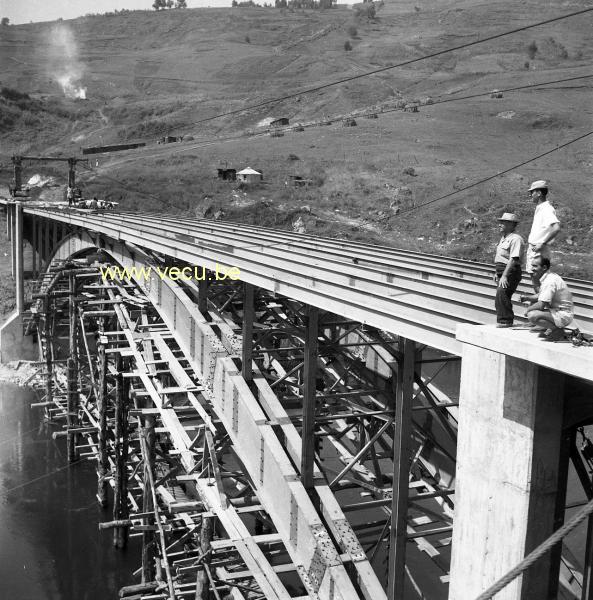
[494,212,524,327]
[527,180,560,291]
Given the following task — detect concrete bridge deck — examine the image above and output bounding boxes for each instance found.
[7,201,593,355]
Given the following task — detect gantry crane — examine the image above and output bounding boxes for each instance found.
[10,155,89,197]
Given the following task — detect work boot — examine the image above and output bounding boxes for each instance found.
[543,328,565,342]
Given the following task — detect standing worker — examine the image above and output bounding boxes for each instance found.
[493,212,524,327]
[526,180,560,291]
[67,185,74,207]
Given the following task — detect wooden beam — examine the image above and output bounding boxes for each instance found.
[97,335,109,507]
[67,272,79,463]
[242,282,254,385]
[387,338,415,599]
[300,305,318,493]
[114,354,130,548]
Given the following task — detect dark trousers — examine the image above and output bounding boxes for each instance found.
[494,262,522,324]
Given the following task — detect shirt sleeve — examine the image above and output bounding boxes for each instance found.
[543,203,560,227]
[508,236,523,259]
[538,278,556,304]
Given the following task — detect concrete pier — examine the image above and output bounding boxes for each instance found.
[449,325,593,600]
[1,202,35,362]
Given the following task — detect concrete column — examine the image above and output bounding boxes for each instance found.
[36,215,43,273]
[6,202,12,241]
[10,203,16,277]
[15,202,24,314]
[44,219,50,267]
[31,216,37,278]
[449,339,565,600]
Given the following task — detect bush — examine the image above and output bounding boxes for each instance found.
[347,25,357,38]
[245,35,251,43]
[344,40,352,51]
[526,40,538,60]
[1,87,30,102]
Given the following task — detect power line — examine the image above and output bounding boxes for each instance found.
[383,72,593,113]
[397,129,593,216]
[157,6,593,134]
[79,72,592,205]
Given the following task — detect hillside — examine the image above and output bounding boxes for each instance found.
[1,0,592,280]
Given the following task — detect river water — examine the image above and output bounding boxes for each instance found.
[0,382,138,600]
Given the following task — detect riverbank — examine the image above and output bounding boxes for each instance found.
[0,360,39,386]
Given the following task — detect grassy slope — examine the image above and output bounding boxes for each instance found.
[0,0,592,296]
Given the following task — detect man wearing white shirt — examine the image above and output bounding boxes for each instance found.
[526,180,560,291]
[522,256,574,341]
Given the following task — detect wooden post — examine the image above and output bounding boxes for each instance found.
[67,272,79,463]
[195,515,214,600]
[113,355,130,548]
[141,412,157,582]
[97,335,109,507]
[547,427,571,597]
[14,203,24,314]
[570,438,593,600]
[198,277,209,316]
[387,338,415,599]
[242,282,254,385]
[583,517,593,600]
[44,295,53,407]
[301,305,319,493]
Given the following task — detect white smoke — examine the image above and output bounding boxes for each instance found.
[46,24,87,99]
[56,74,86,99]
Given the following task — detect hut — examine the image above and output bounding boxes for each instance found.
[343,117,357,127]
[270,117,289,127]
[237,167,263,184]
[158,135,180,144]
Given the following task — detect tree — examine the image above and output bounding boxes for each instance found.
[152,0,166,9]
[175,0,187,6]
[1,17,9,25]
[166,0,174,7]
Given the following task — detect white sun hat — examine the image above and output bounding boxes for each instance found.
[528,180,548,192]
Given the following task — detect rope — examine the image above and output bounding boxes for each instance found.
[474,494,593,599]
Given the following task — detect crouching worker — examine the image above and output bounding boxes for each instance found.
[494,213,524,327]
[521,256,574,341]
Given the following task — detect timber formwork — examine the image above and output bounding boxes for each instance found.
[7,205,591,599]
[26,249,461,600]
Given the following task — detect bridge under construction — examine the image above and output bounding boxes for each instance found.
[1,199,593,600]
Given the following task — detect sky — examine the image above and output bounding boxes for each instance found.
[0,0,231,24]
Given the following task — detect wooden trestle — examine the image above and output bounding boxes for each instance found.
[23,235,461,600]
